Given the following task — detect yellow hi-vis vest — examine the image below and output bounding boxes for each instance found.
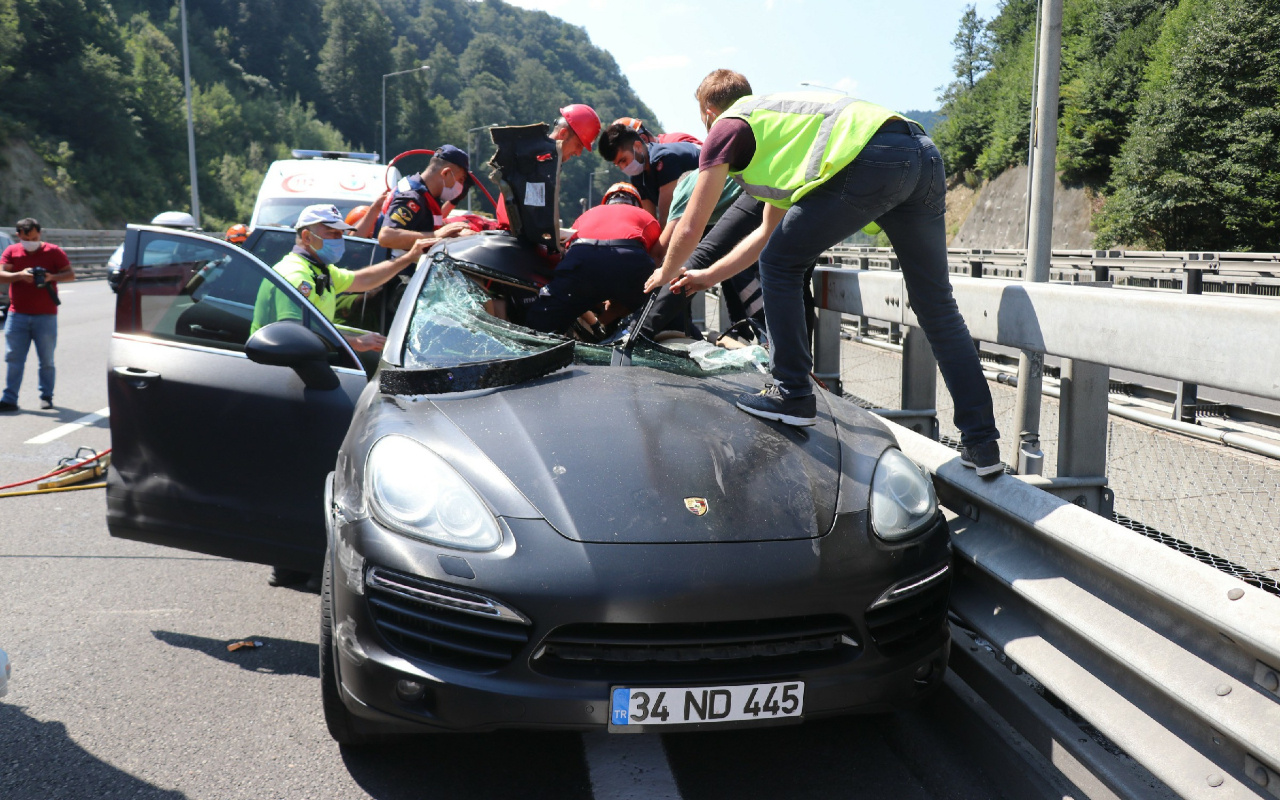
[722,92,905,210]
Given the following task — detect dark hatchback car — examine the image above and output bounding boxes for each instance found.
[107,133,952,744]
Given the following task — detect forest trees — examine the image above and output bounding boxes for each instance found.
[0,0,657,228]
[932,0,1280,251]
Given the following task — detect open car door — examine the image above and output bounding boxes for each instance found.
[106,226,369,572]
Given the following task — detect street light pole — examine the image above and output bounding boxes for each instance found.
[799,81,848,95]
[179,0,200,225]
[381,65,430,163]
[466,124,497,213]
[586,168,609,208]
[1011,0,1064,476]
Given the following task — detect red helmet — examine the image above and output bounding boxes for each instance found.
[345,205,370,227]
[225,223,248,244]
[602,182,642,208]
[560,104,601,152]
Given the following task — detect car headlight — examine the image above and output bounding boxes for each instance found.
[870,448,938,541]
[366,435,502,551]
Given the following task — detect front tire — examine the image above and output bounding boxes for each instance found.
[320,554,372,746]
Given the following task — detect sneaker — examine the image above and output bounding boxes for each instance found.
[40,397,53,410]
[960,441,1004,478]
[267,567,310,587]
[0,401,17,413]
[735,385,817,427]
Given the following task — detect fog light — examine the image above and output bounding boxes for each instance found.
[396,679,425,701]
[335,617,368,666]
[913,661,935,683]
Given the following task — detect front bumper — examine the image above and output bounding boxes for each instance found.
[326,509,952,734]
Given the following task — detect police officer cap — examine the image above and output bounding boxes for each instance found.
[434,144,472,188]
[295,204,356,231]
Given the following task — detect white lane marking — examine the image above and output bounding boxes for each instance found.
[583,732,682,800]
[25,406,111,445]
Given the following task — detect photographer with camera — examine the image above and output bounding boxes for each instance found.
[1,218,74,412]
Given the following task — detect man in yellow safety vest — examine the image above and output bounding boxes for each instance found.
[649,69,1001,476]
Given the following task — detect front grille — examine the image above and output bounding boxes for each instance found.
[532,615,859,682]
[864,572,951,657]
[365,568,531,672]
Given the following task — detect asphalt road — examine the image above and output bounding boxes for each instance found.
[0,279,1009,799]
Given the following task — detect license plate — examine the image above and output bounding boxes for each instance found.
[609,681,804,731]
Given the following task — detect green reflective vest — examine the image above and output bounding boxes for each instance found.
[722,92,905,210]
[249,251,356,334]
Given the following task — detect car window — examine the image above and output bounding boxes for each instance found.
[400,251,770,379]
[118,230,359,370]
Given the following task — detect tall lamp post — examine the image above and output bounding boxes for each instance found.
[585,168,609,208]
[179,0,200,225]
[466,124,497,213]
[381,65,430,163]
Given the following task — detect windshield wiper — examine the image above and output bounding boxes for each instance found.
[611,290,662,367]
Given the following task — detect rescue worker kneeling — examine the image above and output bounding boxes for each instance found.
[518,183,663,334]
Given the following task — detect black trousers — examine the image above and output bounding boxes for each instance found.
[522,243,653,334]
[643,193,815,342]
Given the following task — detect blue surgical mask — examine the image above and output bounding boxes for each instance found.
[310,233,345,264]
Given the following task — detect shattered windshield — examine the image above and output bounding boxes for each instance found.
[401,252,770,379]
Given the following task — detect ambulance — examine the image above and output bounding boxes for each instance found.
[248,150,398,230]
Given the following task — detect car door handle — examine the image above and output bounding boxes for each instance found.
[113,366,161,387]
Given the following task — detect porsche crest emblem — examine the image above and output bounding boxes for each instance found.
[684,497,708,516]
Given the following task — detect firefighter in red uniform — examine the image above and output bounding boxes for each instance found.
[519,184,663,334]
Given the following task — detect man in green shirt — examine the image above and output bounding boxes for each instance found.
[254,203,429,353]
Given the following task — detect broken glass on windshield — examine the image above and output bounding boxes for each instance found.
[400,253,770,381]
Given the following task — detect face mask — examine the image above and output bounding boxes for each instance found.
[620,155,645,177]
[440,177,464,204]
[20,240,39,252]
[309,231,345,264]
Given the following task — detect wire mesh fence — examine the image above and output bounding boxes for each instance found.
[838,335,1280,593]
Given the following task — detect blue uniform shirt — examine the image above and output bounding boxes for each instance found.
[630,142,702,207]
[380,174,444,234]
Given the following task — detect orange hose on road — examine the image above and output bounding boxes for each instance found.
[0,448,112,491]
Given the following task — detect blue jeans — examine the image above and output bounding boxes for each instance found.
[757,122,999,447]
[4,311,58,404]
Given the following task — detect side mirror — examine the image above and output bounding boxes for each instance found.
[246,320,340,391]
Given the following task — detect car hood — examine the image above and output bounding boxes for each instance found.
[424,365,842,544]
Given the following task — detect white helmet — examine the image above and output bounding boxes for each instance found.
[150,211,198,229]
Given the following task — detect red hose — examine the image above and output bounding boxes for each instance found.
[384,149,499,212]
[0,448,112,491]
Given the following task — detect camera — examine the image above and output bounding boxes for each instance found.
[31,266,47,288]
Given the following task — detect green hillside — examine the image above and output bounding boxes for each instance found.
[933,0,1280,251]
[0,0,659,229]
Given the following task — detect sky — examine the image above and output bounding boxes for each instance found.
[505,0,1006,137]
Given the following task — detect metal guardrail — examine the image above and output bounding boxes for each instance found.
[811,255,1280,796]
[43,229,124,281]
[887,419,1280,800]
[824,246,1280,297]
[811,265,1280,514]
